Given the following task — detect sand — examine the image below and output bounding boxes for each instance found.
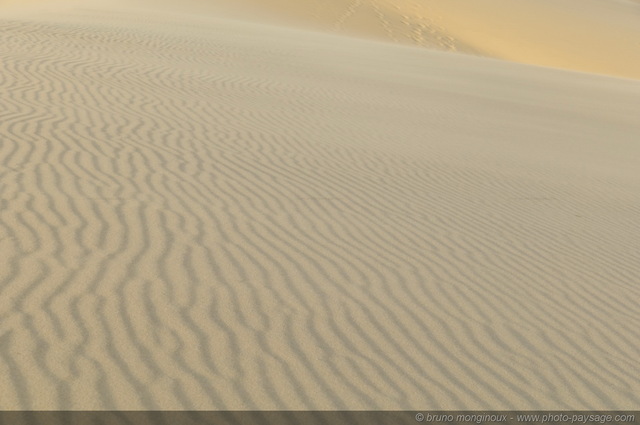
[0,0,639,411]
[95,0,640,79]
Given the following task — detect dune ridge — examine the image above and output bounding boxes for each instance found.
[1,3,640,411]
[3,0,640,79]
[73,0,640,79]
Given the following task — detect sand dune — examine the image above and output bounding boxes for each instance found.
[4,0,640,78]
[1,0,640,412]
[75,0,640,80]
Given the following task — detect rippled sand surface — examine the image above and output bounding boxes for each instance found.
[1,0,639,410]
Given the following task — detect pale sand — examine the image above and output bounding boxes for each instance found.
[1,0,640,411]
[92,0,640,79]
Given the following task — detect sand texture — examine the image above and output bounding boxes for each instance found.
[1,0,640,411]
[113,0,640,79]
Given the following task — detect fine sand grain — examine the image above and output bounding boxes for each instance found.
[1,0,639,411]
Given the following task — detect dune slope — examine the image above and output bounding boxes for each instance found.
[0,5,639,410]
[109,0,640,79]
[4,0,640,78]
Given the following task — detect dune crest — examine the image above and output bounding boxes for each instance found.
[3,0,640,78]
[69,0,640,79]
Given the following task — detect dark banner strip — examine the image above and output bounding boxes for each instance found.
[0,411,636,425]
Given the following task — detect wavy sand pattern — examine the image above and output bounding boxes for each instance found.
[1,2,640,411]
